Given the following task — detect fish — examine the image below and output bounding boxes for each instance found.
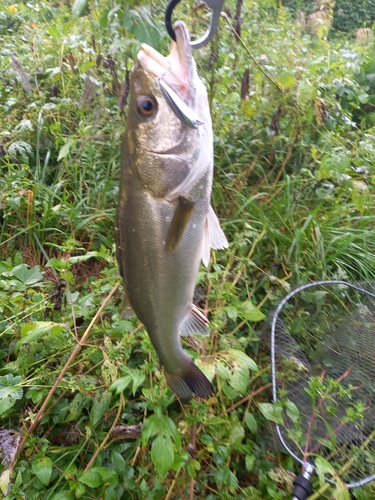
[115,21,228,399]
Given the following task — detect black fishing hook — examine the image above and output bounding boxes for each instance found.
[165,0,225,49]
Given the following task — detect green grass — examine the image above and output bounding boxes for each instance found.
[1,0,375,498]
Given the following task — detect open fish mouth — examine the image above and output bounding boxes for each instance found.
[137,21,194,101]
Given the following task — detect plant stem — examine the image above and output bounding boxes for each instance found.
[17,281,120,457]
[83,394,124,473]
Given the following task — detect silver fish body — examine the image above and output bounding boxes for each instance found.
[115,22,227,399]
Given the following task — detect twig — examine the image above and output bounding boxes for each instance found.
[222,382,272,416]
[109,424,143,440]
[83,394,124,473]
[189,422,197,500]
[16,281,120,457]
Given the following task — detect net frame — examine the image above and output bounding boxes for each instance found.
[270,280,375,489]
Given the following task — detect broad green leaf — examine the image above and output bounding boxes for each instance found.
[229,419,245,445]
[99,6,111,32]
[79,468,102,488]
[244,412,257,434]
[228,366,250,394]
[318,153,350,178]
[130,370,146,395]
[51,491,74,500]
[32,456,53,486]
[151,434,174,478]
[57,138,76,161]
[96,467,118,486]
[315,457,335,488]
[133,16,160,49]
[224,305,238,320]
[123,10,133,30]
[124,7,161,49]
[101,358,118,387]
[142,412,181,456]
[277,70,296,89]
[12,264,44,285]
[46,258,69,271]
[215,465,239,491]
[297,79,316,106]
[105,487,119,500]
[63,464,77,479]
[285,400,300,423]
[0,375,23,415]
[110,451,126,475]
[109,375,131,394]
[258,402,283,425]
[352,180,369,213]
[332,477,350,500]
[16,322,66,350]
[230,350,258,372]
[245,454,256,472]
[0,469,11,495]
[239,301,265,322]
[89,392,111,428]
[72,0,88,19]
[67,252,101,263]
[196,356,216,382]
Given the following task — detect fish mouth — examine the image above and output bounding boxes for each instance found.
[137,21,193,102]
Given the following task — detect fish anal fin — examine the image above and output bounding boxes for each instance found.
[164,358,214,399]
[180,304,209,337]
[120,292,136,319]
[165,196,195,251]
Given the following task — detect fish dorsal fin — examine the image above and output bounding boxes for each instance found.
[165,196,195,251]
[201,205,228,267]
[180,304,210,337]
[120,292,136,319]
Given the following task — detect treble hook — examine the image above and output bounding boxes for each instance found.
[165,0,225,49]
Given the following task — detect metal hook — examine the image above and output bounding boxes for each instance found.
[165,0,225,49]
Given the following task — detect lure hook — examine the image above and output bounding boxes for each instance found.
[165,0,225,49]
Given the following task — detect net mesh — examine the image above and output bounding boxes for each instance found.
[271,281,375,486]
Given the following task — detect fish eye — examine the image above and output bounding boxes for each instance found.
[136,95,158,119]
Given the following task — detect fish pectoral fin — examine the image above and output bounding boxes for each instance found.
[120,292,136,319]
[164,357,214,399]
[207,205,228,249]
[180,304,210,337]
[201,205,228,267]
[165,196,195,251]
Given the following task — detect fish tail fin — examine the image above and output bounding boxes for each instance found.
[164,359,214,400]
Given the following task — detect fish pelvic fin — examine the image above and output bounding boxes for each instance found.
[165,196,195,251]
[164,359,214,399]
[180,304,210,337]
[201,205,228,267]
[120,292,136,319]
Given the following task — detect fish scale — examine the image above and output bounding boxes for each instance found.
[115,21,227,399]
